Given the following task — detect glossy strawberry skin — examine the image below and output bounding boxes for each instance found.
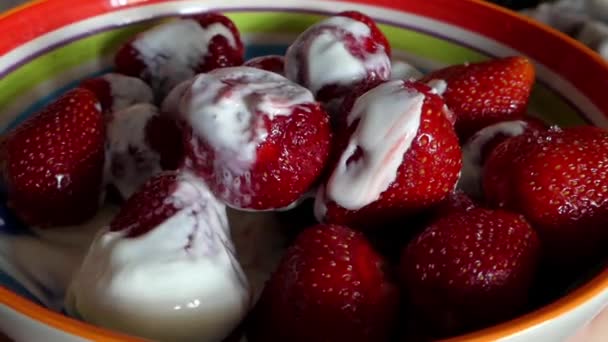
[243,55,285,75]
[185,103,332,210]
[483,126,608,266]
[319,82,462,230]
[420,56,535,141]
[4,88,105,226]
[248,224,399,342]
[400,208,540,336]
[80,77,113,112]
[109,171,181,238]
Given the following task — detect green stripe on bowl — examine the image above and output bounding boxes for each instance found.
[0,11,582,128]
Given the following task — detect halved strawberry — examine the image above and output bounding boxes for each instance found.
[315,81,462,230]
[181,67,332,211]
[400,208,540,336]
[483,126,608,266]
[420,56,535,141]
[4,88,105,226]
[114,13,244,98]
[247,224,399,342]
[80,73,154,113]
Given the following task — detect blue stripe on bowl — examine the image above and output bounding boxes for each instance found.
[0,270,42,306]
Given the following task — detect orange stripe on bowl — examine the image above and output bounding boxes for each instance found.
[0,286,143,341]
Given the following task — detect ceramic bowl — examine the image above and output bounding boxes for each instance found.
[0,0,607,341]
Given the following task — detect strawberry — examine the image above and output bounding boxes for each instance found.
[243,55,285,75]
[105,103,184,199]
[433,190,477,217]
[483,126,608,266]
[80,73,154,113]
[400,208,540,336]
[4,88,105,226]
[247,224,399,342]
[114,13,244,98]
[338,11,392,57]
[420,56,535,141]
[459,118,546,199]
[285,12,391,109]
[315,81,462,230]
[181,67,332,211]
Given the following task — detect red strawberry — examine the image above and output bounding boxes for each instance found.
[315,81,462,230]
[181,67,332,211]
[4,88,105,226]
[285,12,391,109]
[243,55,285,75]
[114,13,244,98]
[80,73,154,113]
[247,224,399,342]
[420,56,535,141]
[483,126,608,266]
[338,11,391,57]
[400,208,540,336]
[105,103,184,200]
[459,118,546,199]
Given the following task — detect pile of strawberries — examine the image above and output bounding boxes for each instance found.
[2,10,608,341]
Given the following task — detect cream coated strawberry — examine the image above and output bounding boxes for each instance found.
[284,11,391,111]
[244,55,285,75]
[483,126,608,267]
[248,224,399,342]
[4,88,105,226]
[114,13,244,98]
[68,171,250,341]
[180,66,331,210]
[80,73,154,113]
[420,56,535,141]
[400,208,540,336]
[315,81,461,230]
[105,103,183,199]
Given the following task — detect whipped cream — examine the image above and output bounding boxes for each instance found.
[133,18,238,97]
[101,73,154,112]
[390,60,423,81]
[426,79,448,96]
[459,120,529,199]
[285,16,390,97]
[66,173,249,342]
[181,67,314,206]
[106,103,163,199]
[325,80,424,210]
[0,205,118,310]
[228,208,286,304]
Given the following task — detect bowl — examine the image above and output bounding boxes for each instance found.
[0,0,607,341]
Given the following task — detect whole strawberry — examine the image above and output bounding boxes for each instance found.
[4,88,105,226]
[420,56,535,141]
[181,67,331,211]
[459,118,546,199]
[247,224,399,342]
[315,80,462,230]
[400,208,540,336]
[483,126,608,266]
